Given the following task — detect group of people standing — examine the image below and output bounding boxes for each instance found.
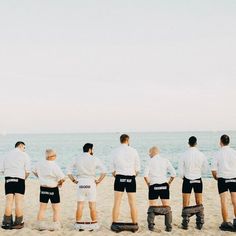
[0,134,236,232]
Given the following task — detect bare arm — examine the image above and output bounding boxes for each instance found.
[25,172,30,179]
[68,174,78,184]
[168,176,175,185]
[58,178,66,187]
[32,171,38,178]
[144,177,150,187]
[211,170,218,180]
[95,173,106,185]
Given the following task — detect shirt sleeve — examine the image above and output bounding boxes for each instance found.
[134,150,141,173]
[178,156,184,178]
[110,151,116,173]
[0,155,5,173]
[96,158,107,174]
[24,154,31,173]
[143,160,150,177]
[31,163,37,174]
[167,160,176,177]
[202,154,209,174]
[211,154,218,171]
[54,164,65,180]
[67,158,76,175]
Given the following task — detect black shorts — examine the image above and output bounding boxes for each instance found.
[40,186,60,204]
[149,183,169,200]
[114,175,136,193]
[218,178,236,194]
[5,177,25,195]
[182,177,203,194]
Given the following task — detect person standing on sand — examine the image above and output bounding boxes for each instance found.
[144,146,176,232]
[110,134,140,232]
[178,136,208,230]
[211,134,236,232]
[0,141,31,230]
[32,149,66,231]
[67,143,106,230]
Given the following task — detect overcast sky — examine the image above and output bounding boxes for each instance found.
[0,0,236,133]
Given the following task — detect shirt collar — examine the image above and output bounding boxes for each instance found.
[152,154,159,159]
[121,143,128,147]
[83,152,92,157]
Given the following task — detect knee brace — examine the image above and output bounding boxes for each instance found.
[147,206,172,232]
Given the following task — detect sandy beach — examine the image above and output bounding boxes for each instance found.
[0,177,235,236]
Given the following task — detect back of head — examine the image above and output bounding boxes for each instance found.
[188,136,197,147]
[220,134,230,146]
[45,149,56,160]
[15,141,25,148]
[120,134,129,144]
[83,143,93,152]
[149,146,159,157]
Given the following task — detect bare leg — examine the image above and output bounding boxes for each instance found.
[88,202,97,222]
[220,192,228,222]
[195,193,203,205]
[182,193,191,207]
[112,191,123,222]
[5,194,14,216]
[230,192,236,218]
[37,203,47,221]
[76,201,84,222]
[15,194,24,217]
[161,199,170,207]
[52,204,60,222]
[127,193,138,223]
[149,200,158,206]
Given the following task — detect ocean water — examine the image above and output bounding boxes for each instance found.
[0,131,236,178]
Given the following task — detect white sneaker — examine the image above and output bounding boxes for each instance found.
[49,222,62,231]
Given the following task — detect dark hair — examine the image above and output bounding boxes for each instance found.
[83,143,93,152]
[221,134,230,146]
[15,141,25,148]
[120,134,129,144]
[188,136,197,147]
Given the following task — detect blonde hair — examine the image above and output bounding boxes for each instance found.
[149,146,159,154]
[45,149,56,160]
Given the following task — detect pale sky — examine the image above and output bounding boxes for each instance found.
[0,0,236,133]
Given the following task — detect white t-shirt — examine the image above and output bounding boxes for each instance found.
[67,153,106,179]
[178,147,209,180]
[211,146,236,179]
[111,144,141,176]
[33,160,65,187]
[144,155,176,185]
[0,148,31,179]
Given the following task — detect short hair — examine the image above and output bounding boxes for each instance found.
[83,143,93,152]
[221,134,230,146]
[15,141,25,148]
[45,149,56,159]
[188,136,197,147]
[149,146,159,154]
[120,134,129,143]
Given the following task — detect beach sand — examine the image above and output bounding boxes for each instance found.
[0,177,235,236]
